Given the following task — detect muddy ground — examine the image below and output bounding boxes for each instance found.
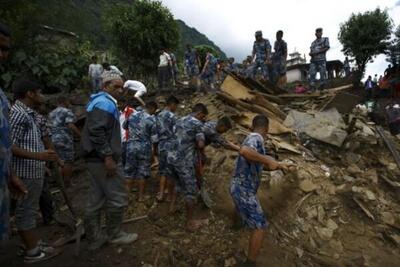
[1,90,400,267]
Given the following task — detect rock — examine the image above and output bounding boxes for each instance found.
[306,207,318,220]
[381,212,396,226]
[347,164,362,175]
[316,227,334,240]
[364,169,378,184]
[284,109,348,147]
[352,186,376,201]
[329,240,343,253]
[388,163,397,171]
[326,219,339,231]
[364,190,376,201]
[224,257,236,267]
[295,247,304,258]
[309,236,317,249]
[343,175,355,183]
[344,152,362,165]
[390,234,400,245]
[299,179,317,193]
[317,205,325,224]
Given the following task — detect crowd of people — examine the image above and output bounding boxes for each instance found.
[181,27,330,92]
[0,22,298,267]
[364,64,400,100]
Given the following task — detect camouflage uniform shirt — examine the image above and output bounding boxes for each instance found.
[230,133,268,229]
[48,107,76,162]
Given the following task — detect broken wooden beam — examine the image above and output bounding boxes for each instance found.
[249,91,285,105]
[251,96,287,120]
[216,91,283,123]
[376,125,400,174]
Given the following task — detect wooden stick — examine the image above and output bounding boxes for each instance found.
[376,125,400,176]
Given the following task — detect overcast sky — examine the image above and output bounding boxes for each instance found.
[162,0,400,77]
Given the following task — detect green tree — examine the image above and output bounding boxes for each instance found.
[387,25,400,67]
[104,0,180,77]
[338,8,393,84]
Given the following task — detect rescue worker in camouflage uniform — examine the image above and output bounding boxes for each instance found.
[226,57,239,74]
[195,117,240,206]
[124,101,158,202]
[185,44,201,88]
[230,115,294,267]
[200,52,218,92]
[309,28,330,90]
[251,31,271,81]
[155,96,180,203]
[166,103,208,231]
[48,96,81,184]
[271,30,288,87]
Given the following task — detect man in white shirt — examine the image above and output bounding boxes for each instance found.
[88,56,103,93]
[123,80,147,106]
[158,49,171,91]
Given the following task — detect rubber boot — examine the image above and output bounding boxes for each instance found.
[106,208,138,245]
[84,213,107,251]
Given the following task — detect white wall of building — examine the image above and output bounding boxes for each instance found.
[287,69,303,83]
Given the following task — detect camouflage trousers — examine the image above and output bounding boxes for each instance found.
[251,60,269,80]
[125,141,152,179]
[271,58,287,84]
[230,181,268,229]
[309,60,327,87]
[186,63,199,78]
[166,162,197,203]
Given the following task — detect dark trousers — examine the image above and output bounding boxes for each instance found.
[39,177,55,225]
[158,66,170,90]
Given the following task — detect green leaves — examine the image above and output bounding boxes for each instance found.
[103,0,180,76]
[338,8,393,80]
[0,41,92,92]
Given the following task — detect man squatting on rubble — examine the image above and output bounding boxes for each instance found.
[231,115,294,267]
[81,71,138,251]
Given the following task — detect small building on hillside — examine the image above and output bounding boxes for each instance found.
[286,51,344,83]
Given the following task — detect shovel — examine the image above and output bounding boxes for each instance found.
[50,163,84,256]
[195,153,214,208]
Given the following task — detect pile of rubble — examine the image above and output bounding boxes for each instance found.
[177,74,400,266]
[13,77,399,267]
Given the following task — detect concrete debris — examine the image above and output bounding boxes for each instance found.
[284,109,348,147]
[316,227,334,240]
[381,212,396,226]
[295,247,304,258]
[299,179,317,193]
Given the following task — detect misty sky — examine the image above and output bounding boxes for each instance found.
[162,0,400,77]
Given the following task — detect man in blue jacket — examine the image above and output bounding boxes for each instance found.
[81,71,137,251]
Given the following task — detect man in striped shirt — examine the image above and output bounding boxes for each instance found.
[10,79,60,263]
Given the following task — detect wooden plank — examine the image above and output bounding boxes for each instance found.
[376,125,400,175]
[249,91,284,105]
[251,95,287,120]
[221,75,255,101]
[216,91,283,123]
